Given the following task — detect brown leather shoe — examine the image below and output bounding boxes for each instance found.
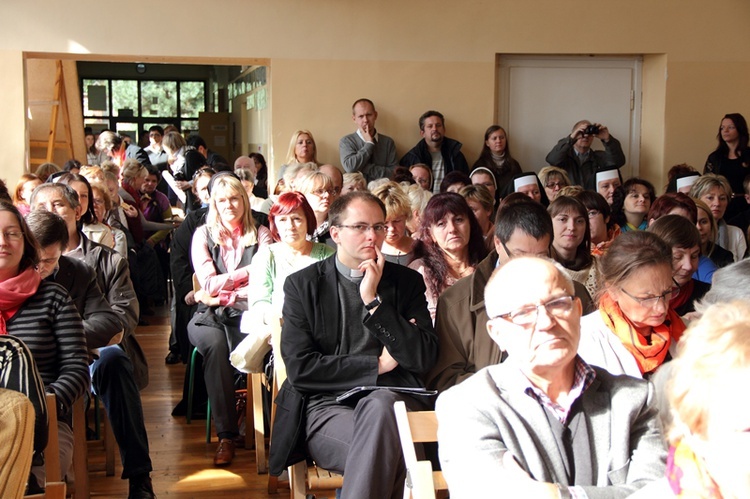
[213,438,236,466]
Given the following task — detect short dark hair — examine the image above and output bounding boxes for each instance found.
[148,125,164,135]
[495,198,553,245]
[26,209,69,250]
[418,110,444,131]
[439,171,471,193]
[63,159,82,172]
[647,214,701,250]
[329,191,386,227]
[186,134,207,150]
[575,190,611,220]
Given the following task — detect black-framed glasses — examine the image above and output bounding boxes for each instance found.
[491,295,575,326]
[619,286,678,308]
[545,181,566,189]
[336,224,387,234]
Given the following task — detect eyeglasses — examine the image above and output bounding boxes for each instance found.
[491,295,575,326]
[545,181,566,189]
[500,240,549,259]
[619,286,679,308]
[311,188,336,197]
[336,224,387,234]
[0,230,24,242]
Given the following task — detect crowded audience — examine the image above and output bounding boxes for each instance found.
[5,108,750,498]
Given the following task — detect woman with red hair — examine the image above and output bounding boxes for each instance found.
[245,191,335,337]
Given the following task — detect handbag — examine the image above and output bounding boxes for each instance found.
[229,310,272,373]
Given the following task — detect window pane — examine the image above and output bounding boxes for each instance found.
[112,80,138,117]
[181,120,199,135]
[83,79,109,116]
[180,81,205,118]
[141,81,177,118]
[83,118,109,134]
[115,122,139,145]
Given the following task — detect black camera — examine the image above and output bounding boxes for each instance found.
[173,171,186,181]
[583,124,600,136]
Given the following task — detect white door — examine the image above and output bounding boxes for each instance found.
[497,55,642,179]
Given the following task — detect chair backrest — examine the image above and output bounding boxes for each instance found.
[394,401,443,499]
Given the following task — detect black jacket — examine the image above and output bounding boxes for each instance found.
[400,137,469,176]
[268,256,438,475]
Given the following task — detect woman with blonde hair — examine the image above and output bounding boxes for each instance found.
[278,130,319,181]
[188,172,272,466]
[538,166,571,201]
[405,183,433,237]
[372,181,415,265]
[690,173,746,261]
[693,197,734,272]
[631,300,750,498]
[342,172,366,194]
[296,170,336,244]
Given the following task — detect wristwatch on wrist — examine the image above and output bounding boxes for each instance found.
[364,295,381,311]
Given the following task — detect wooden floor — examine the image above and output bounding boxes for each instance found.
[87,309,281,498]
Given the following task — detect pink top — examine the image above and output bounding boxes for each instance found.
[191,224,272,306]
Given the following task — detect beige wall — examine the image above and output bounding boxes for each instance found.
[2,0,749,189]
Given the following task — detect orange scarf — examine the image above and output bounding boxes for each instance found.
[0,267,41,334]
[599,293,685,374]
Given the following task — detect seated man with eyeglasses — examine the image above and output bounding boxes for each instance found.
[426,196,594,392]
[269,191,438,499]
[436,257,667,499]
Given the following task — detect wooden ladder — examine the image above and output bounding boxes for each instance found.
[29,60,74,167]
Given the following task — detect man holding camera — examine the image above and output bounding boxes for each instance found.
[545,120,626,187]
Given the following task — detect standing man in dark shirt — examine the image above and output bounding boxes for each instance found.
[269,191,438,498]
[400,110,469,193]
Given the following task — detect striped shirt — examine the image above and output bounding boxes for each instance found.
[5,281,89,415]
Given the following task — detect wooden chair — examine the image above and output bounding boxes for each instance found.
[268,317,344,498]
[25,393,66,499]
[393,401,448,499]
[189,273,264,472]
[70,397,90,498]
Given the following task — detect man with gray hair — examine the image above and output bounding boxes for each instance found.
[436,257,666,498]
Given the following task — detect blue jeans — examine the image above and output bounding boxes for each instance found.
[90,345,152,479]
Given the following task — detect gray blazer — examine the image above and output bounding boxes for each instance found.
[436,362,667,499]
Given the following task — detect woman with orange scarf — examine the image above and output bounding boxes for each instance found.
[579,231,685,378]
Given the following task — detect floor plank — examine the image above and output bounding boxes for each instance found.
[87,311,282,498]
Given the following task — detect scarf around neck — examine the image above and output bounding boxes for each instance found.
[599,292,685,374]
[0,267,42,334]
[667,438,723,498]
